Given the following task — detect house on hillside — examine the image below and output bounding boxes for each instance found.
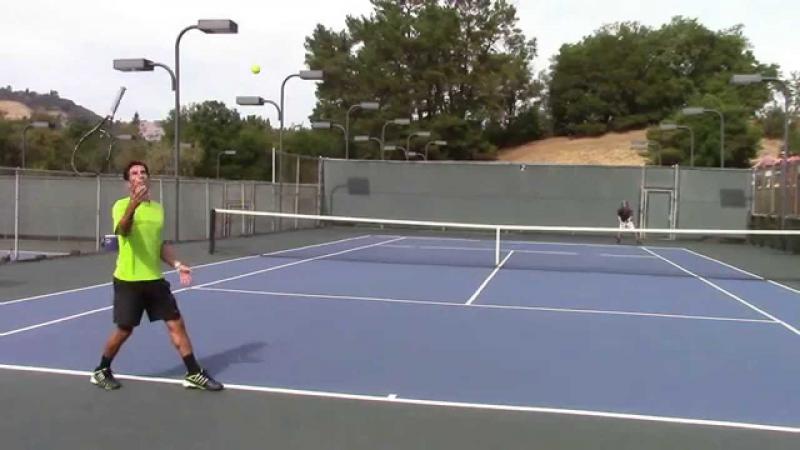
[138,120,165,142]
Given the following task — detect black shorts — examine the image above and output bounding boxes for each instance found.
[113,278,181,327]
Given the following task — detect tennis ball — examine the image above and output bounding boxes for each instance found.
[251,64,261,74]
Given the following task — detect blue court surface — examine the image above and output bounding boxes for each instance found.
[3,233,800,434]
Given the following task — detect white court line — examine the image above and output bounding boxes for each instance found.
[375,235,482,243]
[388,244,659,259]
[384,244,664,259]
[466,251,514,305]
[0,306,113,337]
[261,234,372,256]
[1,234,373,307]
[680,248,800,299]
[195,287,776,324]
[382,244,493,252]
[0,236,402,338]
[642,247,800,336]
[680,248,764,280]
[599,253,657,259]
[383,244,577,256]
[377,233,680,250]
[0,255,257,307]
[509,249,577,256]
[0,282,114,307]
[186,236,406,291]
[197,286,463,305]
[375,233,680,252]
[0,362,797,434]
[768,281,800,295]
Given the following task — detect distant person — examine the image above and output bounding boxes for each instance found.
[616,200,640,244]
[90,160,222,391]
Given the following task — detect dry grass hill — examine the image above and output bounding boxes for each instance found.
[0,89,100,123]
[497,129,781,166]
[0,101,33,120]
[497,130,648,166]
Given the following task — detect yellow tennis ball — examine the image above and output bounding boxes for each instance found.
[251,64,261,74]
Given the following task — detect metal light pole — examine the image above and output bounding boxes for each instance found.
[383,144,407,159]
[380,118,411,160]
[659,123,695,167]
[406,131,431,160]
[630,140,662,165]
[278,70,325,200]
[236,96,282,122]
[345,101,380,159]
[311,120,346,153]
[173,19,237,241]
[216,150,237,179]
[681,106,725,168]
[236,96,282,180]
[114,19,237,242]
[21,121,52,168]
[353,135,382,159]
[280,70,324,153]
[424,140,447,160]
[731,73,792,229]
[650,141,662,165]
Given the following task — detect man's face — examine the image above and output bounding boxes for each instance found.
[127,164,149,191]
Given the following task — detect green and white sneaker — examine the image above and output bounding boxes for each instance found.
[90,368,121,390]
[183,370,223,391]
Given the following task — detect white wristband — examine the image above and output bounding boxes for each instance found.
[173,261,182,269]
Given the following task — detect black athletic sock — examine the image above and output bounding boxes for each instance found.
[96,355,113,371]
[182,353,202,374]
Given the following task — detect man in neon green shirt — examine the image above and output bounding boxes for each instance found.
[90,161,222,391]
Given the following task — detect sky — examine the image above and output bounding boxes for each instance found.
[2,0,797,127]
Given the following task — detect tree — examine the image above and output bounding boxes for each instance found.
[304,0,538,159]
[0,121,18,167]
[549,17,775,140]
[647,94,762,168]
[162,101,243,177]
[757,71,800,154]
[228,118,274,180]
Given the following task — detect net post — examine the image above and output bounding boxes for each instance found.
[495,227,500,266]
[209,209,216,254]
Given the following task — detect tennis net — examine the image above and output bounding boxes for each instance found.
[209,208,800,283]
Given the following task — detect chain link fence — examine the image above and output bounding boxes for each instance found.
[1,156,321,262]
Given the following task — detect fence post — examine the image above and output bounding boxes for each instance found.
[294,155,300,228]
[13,168,20,261]
[241,181,246,235]
[95,175,101,252]
[205,180,210,240]
[209,209,216,254]
[317,156,324,215]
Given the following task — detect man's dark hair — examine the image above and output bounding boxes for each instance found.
[123,160,150,181]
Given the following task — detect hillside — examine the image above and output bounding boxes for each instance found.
[0,87,100,123]
[0,100,33,120]
[497,130,648,166]
[498,130,782,166]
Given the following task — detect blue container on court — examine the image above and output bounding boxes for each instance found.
[102,234,118,252]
